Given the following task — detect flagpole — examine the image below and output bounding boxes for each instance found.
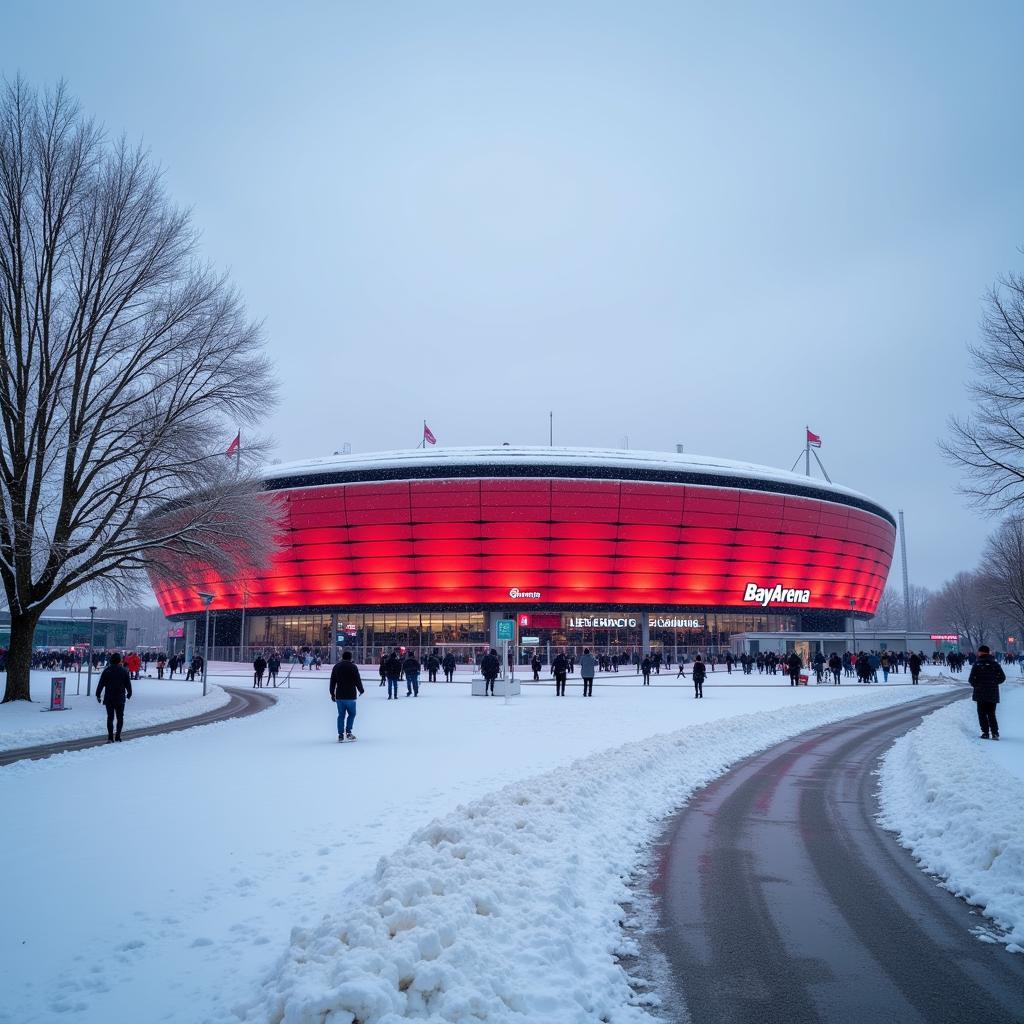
[805,426,810,477]
[236,430,240,476]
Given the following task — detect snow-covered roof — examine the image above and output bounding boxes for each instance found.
[262,446,889,516]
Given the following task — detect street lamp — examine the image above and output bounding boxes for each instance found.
[198,592,215,697]
[86,605,97,696]
[849,598,857,655]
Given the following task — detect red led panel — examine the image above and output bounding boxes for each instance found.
[152,477,896,617]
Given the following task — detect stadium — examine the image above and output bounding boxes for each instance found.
[152,446,897,661]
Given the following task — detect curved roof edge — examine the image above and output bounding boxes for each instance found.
[261,446,894,525]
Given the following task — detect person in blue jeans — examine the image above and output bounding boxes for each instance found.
[403,651,421,696]
[383,650,402,699]
[329,650,364,741]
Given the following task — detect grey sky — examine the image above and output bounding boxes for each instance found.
[5,0,1023,589]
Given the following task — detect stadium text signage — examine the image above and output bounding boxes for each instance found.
[651,617,703,628]
[567,616,638,628]
[508,587,541,600]
[743,583,812,607]
[930,634,960,642]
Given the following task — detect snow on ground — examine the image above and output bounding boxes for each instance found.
[878,683,1024,953]
[0,668,947,1024]
[0,669,230,752]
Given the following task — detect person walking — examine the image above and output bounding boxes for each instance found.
[267,652,280,687]
[552,651,568,696]
[579,648,595,697]
[880,651,891,683]
[828,652,842,685]
[641,655,652,685]
[426,650,440,683]
[96,652,132,742]
[126,650,141,681]
[692,655,706,699]
[156,652,166,680]
[480,648,500,695]
[442,651,456,683]
[403,651,421,696]
[253,652,267,688]
[384,650,402,700]
[329,650,364,742]
[968,644,1005,740]
[909,651,922,685]
[531,654,542,681]
[787,651,802,686]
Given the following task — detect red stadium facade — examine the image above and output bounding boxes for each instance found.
[153,448,896,657]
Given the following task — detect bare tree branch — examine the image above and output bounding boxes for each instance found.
[941,258,1024,512]
[0,78,279,701]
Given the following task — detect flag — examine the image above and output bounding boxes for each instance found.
[423,422,437,446]
[226,431,240,457]
[806,428,822,448]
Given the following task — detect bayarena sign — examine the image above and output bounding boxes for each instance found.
[151,446,896,627]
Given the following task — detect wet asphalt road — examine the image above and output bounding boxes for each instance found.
[649,691,1024,1024]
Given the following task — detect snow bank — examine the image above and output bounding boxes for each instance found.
[244,685,939,1024]
[0,678,231,752]
[878,686,1024,952]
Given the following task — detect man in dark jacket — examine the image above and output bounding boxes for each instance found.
[531,654,542,680]
[908,652,922,685]
[968,645,1005,739]
[426,651,440,683]
[403,651,421,696]
[787,652,802,686]
[480,649,500,695]
[329,650,364,741]
[384,651,402,700]
[442,652,456,682]
[96,652,132,742]
[692,655,706,698]
[551,652,568,696]
[253,653,267,688]
[641,655,652,685]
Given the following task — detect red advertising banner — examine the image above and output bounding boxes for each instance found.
[518,613,563,629]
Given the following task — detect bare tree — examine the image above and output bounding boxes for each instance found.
[0,79,278,701]
[869,585,901,629]
[869,582,932,631]
[980,516,1024,643]
[927,572,990,650]
[942,258,1024,511]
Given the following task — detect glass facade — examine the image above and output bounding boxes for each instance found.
[0,614,127,650]
[244,608,796,658]
[247,611,488,653]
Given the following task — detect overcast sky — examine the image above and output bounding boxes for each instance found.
[5,1,1024,589]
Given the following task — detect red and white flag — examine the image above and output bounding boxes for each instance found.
[423,422,437,446]
[226,431,240,457]
[806,428,822,448]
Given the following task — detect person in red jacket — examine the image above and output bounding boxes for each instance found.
[125,651,142,680]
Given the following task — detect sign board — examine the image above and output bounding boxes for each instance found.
[167,626,185,639]
[521,636,540,645]
[518,613,562,629]
[496,619,514,641]
[49,676,67,712]
[930,634,960,642]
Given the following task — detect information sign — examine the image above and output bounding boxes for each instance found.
[496,619,514,641]
[48,676,67,711]
[521,636,540,645]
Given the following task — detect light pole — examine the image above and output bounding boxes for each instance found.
[849,598,857,655]
[86,605,97,696]
[198,592,214,697]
